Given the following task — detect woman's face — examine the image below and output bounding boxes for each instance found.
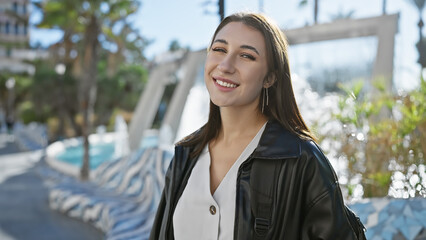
[204,21,269,111]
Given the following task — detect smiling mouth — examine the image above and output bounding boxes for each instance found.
[214,78,238,88]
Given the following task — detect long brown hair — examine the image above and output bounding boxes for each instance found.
[179,12,315,157]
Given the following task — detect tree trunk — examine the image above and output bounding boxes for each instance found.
[67,111,81,136]
[314,0,319,24]
[95,108,113,127]
[79,15,99,181]
[382,0,387,15]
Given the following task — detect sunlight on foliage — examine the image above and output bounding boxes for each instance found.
[320,78,426,199]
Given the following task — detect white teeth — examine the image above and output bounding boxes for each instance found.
[216,79,237,88]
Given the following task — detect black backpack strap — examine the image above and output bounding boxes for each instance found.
[250,159,281,239]
[345,206,367,240]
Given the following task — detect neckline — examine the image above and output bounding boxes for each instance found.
[208,122,267,196]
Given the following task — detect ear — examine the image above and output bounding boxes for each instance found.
[263,72,276,88]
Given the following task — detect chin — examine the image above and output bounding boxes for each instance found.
[210,100,225,107]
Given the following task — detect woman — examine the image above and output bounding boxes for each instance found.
[150,12,366,240]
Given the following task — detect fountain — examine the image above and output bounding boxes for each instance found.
[113,115,130,159]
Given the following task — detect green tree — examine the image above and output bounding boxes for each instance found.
[0,72,32,127]
[95,62,148,127]
[168,39,190,52]
[24,60,80,138]
[37,0,146,180]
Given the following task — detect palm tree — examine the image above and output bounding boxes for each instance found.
[37,0,141,180]
[383,0,387,14]
[35,0,83,137]
[299,0,319,24]
[408,0,425,70]
[410,0,426,11]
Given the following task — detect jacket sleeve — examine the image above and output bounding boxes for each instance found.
[301,142,366,240]
[149,158,173,240]
[301,183,362,240]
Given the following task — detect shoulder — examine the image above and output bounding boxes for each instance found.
[296,139,340,197]
[254,120,314,160]
[268,120,331,165]
[260,121,338,183]
[299,139,328,163]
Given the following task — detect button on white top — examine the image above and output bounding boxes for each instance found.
[210,205,217,215]
[173,123,266,240]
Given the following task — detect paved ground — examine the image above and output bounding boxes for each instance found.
[0,134,20,155]
[0,149,104,240]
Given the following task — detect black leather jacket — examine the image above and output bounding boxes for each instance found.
[150,121,366,239]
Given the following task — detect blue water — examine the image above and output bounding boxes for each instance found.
[56,142,116,169]
[55,135,159,169]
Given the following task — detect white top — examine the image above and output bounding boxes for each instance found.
[173,123,266,240]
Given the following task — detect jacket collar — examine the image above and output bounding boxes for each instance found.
[252,120,302,159]
[177,120,303,160]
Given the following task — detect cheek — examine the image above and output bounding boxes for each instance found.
[252,83,264,97]
[204,54,218,84]
[204,55,214,72]
[246,68,267,87]
[204,67,211,85]
[248,74,267,97]
[204,59,212,82]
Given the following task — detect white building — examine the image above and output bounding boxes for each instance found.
[0,0,47,74]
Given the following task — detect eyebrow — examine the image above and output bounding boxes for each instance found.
[213,39,260,56]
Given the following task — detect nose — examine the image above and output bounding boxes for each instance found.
[217,55,235,74]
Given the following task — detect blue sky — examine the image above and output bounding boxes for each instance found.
[30,0,425,90]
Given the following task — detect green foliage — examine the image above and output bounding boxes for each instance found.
[363,172,393,197]
[169,40,182,52]
[33,0,148,136]
[299,0,308,7]
[15,57,148,140]
[0,72,33,117]
[330,9,355,21]
[335,81,379,128]
[95,61,148,126]
[321,78,426,198]
[168,39,190,52]
[18,101,51,124]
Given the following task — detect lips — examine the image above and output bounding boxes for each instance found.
[213,76,239,89]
